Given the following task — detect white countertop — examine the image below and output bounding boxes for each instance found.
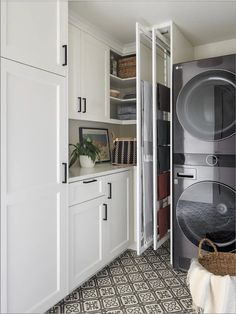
[69,163,134,183]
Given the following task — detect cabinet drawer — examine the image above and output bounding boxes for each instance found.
[69,178,104,206]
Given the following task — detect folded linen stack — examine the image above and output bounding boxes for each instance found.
[117,103,136,120]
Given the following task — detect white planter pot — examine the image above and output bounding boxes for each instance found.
[79,155,95,168]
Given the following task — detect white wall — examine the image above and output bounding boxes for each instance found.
[194,38,236,60]
[69,119,135,145]
[171,23,194,64]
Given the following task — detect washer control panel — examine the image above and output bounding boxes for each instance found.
[206,154,218,166]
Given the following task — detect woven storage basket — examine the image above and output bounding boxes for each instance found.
[118,56,136,78]
[198,238,236,276]
[118,56,136,67]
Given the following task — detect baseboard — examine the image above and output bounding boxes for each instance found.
[128,242,137,250]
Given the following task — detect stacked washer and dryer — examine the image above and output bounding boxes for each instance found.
[172,54,236,270]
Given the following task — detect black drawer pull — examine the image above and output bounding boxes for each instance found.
[62,163,67,183]
[177,173,194,178]
[83,179,97,184]
[62,45,67,66]
[108,182,112,199]
[103,203,108,221]
[78,97,81,112]
[82,97,86,113]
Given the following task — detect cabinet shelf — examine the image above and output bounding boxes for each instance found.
[110,96,136,104]
[109,119,136,125]
[109,51,136,124]
[110,74,136,89]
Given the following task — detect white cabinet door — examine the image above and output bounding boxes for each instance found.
[69,197,105,291]
[68,24,109,122]
[68,24,82,119]
[0,0,68,76]
[136,23,154,255]
[104,171,130,259]
[80,31,109,122]
[0,59,68,314]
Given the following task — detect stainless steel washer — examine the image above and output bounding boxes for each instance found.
[172,156,235,270]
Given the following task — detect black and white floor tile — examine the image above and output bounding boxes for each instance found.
[48,242,194,313]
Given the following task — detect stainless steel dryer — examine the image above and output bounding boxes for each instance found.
[173,54,236,155]
[172,54,236,270]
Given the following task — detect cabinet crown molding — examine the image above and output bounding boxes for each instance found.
[69,10,135,55]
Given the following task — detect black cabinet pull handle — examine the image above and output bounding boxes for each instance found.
[62,163,67,183]
[83,179,97,184]
[82,98,86,113]
[62,45,67,66]
[177,173,194,178]
[78,97,81,112]
[108,182,112,199]
[103,203,108,221]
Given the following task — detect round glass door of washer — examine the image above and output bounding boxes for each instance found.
[176,181,236,252]
[177,70,236,141]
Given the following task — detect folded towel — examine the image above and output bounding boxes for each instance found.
[187,258,236,313]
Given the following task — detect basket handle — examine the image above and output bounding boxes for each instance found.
[198,238,218,258]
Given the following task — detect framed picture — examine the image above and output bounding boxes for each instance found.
[79,127,111,162]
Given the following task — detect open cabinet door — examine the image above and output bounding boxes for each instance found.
[136,23,154,255]
[152,25,171,251]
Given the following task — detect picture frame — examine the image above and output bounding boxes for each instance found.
[79,127,111,163]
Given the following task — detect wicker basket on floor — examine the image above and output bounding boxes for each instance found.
[198,238,236,276]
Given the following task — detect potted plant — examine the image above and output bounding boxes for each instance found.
[69,137,100,168]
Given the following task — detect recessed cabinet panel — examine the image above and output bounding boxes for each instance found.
[81,32,109,122]
[4,66,64,192]
[68,24,82,119]
[6,195,65,313]
[69,198,105,291]
[1,0,68,75]
[69,178,104,206]
[104,171,130,258]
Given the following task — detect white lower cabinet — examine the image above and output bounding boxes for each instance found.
[69,197,106,291]
[103,171,131,260]
[68,170,131,291]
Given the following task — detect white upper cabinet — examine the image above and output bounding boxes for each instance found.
[68,24,82,119]
[0,0,68,76]
[80,31,109,122]
[0,58,68,313]
[68,24,109,122]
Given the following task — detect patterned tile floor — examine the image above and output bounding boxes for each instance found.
[48,242,194,314]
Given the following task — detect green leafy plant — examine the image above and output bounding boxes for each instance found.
[69,137,100,168]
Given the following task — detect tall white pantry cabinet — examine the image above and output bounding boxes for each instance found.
[0,1,68,313]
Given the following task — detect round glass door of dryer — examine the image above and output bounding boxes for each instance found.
[176,70,236,141]
[176,181,236,252]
